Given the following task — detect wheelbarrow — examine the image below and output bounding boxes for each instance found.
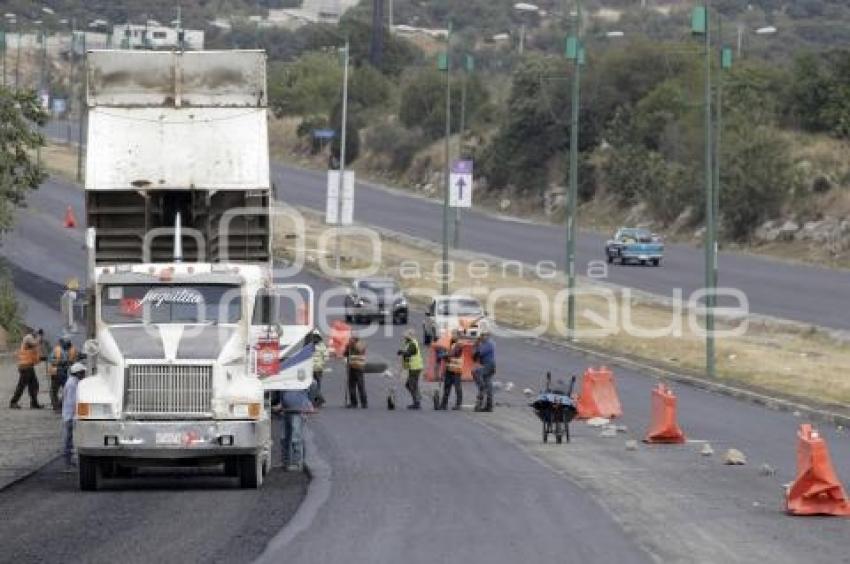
[531,373,577,444]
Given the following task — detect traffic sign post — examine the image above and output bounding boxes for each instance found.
[449,159,473,208]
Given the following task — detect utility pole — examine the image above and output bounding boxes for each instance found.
[1,24,6,88]
[76,26,87,183]
[14,21,20,90]
[334,40,350,272]
[565,0,583,341]
[453,54,472,249]
[693,2,715,378]
[440,23,452,295]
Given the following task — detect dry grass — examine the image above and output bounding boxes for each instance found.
[275,207,850,407]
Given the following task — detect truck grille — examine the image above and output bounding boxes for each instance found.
[125,364,213,417]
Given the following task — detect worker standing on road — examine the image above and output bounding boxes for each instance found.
[48,336,78,412]
[438,331,464,411]
[346,336,368,409]
[272,389,312,471]
[62,362,86,471]
[9,333,43,409]
[473,330,496,412]
[309,330,328,408]
[397,329,423,409]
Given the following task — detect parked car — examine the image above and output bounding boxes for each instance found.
[422,295,489,345]
[605,227,664,266]
[344,277,408,324]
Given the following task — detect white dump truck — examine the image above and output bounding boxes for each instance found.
[73,49,314,490]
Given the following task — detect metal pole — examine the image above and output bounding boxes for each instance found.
[14,25,20,90]
[76,28,86,183]
[714,15,722,292]
[566,0,582,341]
[334,41,349,272]
[453,68,466,249]
[2,24,6,88]
[703,0,715,378]
[441,23,452,295]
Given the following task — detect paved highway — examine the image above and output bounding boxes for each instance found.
[271,163,850,330]
[42,119,850,329]
[4,173,850,562]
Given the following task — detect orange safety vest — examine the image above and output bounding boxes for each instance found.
[17,343,39,369]
[446,345,464,375]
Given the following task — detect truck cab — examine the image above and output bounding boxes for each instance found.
[73,49,311,490]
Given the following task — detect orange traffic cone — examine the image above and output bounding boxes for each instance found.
[63,205,77,228]
[576,366,623,419]
[786,424,850,516]
[643,383,686,444]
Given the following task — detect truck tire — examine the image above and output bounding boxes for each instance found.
[79,455,100,491]
[651,258,661,267]
[239,454,263,489]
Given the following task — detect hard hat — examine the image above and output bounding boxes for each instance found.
[69,362,86,376]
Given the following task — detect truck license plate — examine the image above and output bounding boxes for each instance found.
[155,432,182,445]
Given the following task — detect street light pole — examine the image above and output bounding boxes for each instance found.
[440,23,452,295]
[696,1,716,378]
[76,25,87,183]
[453,54,471,250]
[566,0,583,342]
[334,40,350,272]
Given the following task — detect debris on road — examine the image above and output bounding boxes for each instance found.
[723,449,747,465]
[586,417,610,427]
[759,463,776,477]
[600,427,617,438]
[625,440,638,451]
[701,443,715,457]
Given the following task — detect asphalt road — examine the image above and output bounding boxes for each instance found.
[270,163,850,330]
[7,142,850,563]
[42,119,850,329]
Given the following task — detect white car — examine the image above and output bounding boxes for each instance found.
[422,295,488,345]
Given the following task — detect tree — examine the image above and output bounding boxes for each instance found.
[0,88,47,234]
[267,54,342,117]
[398,68,489,141]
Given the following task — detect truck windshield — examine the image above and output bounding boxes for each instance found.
[101,284,242,324]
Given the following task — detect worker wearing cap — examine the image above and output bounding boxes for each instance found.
[438,331,464,411]
[397,329,423,409]
[473,330,496,412]
[62,362,86,470]
[9,333,43,409]
[48,335,78,411]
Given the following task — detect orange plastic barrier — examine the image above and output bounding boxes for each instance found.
[643,383,686,444]
[328,320,351,358]
[424,332,476,382]
[63,205,77,228]
[786,424,850,516]
[576,366,622,419]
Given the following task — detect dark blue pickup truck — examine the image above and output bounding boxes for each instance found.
[605,227,664,266]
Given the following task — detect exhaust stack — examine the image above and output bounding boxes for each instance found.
[174,212,183,263]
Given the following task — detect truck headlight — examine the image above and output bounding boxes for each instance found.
[229,402,262,419]
[76,402,113,419]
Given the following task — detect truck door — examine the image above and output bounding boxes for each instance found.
[251,284,314,390]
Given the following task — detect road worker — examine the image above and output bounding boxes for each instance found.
[438,331,464,411]
[48,335,78,411]
[272,388,312,471]
[473,330,496,412]
[9,333,43,409]
[397,329,423,409]
[309,330,328,408]
[346,336,368,408]
[62,362,86,470]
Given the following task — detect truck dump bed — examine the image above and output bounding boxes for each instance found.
[85,50,271,264]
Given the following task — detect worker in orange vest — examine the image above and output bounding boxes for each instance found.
[48,336,78,411]
[9,333,44,409]
[438,331,464,411]
[346,336,368,409]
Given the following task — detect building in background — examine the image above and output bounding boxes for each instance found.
[112,24,204,50]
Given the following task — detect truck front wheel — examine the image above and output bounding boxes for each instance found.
[79,455,100,491]
[239,454,263,489]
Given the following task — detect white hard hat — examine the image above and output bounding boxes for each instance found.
[69,362,86,376]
